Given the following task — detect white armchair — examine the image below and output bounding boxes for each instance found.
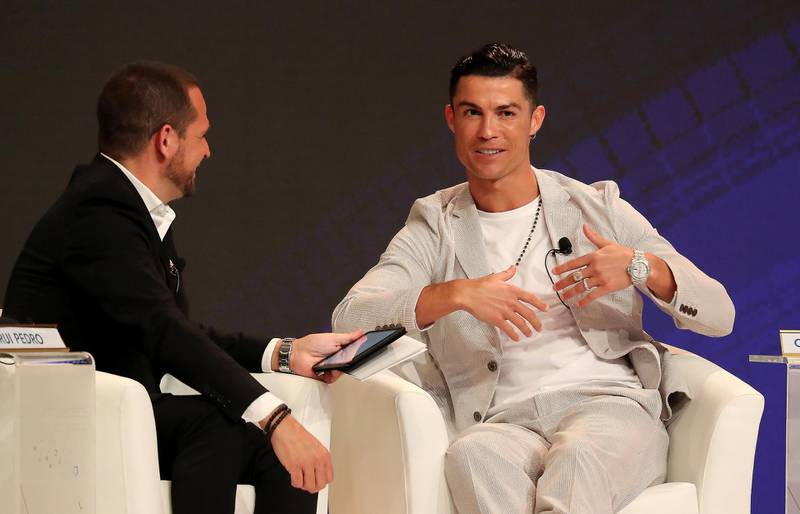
[328,350,764,514]
[95,371,331,514]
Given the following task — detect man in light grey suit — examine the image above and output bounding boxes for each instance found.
[332,43,734,514]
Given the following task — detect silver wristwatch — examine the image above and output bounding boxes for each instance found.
[627,249,650,285]
[278,338,295,374]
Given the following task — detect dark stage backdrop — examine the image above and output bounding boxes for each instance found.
[2,2,798,511]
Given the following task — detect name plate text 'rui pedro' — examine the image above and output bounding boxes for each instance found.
[0,325,67,351]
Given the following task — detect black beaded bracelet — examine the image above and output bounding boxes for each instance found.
[270,407,291,433]
[266,405,292,440]
[264,404,289,433]
[266,410,291,441]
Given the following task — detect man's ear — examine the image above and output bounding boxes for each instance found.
[444,104,456,134]
[530,104,546,137]
[153,124,179,160]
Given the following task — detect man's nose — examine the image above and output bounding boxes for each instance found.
[478,117,497,140]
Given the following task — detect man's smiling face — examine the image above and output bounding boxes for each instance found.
[446,75,543,187]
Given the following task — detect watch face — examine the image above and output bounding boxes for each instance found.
[631,261,648,280]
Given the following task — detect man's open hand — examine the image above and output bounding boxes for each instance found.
[459,265,549,341]
[552,224,634,307]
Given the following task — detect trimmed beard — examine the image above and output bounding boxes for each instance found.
[166,147,196,198]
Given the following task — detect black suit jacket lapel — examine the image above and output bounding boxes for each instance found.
[89,154,186,309]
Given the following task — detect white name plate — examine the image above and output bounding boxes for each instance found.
[0,325,67,350]
[780,330,800,357]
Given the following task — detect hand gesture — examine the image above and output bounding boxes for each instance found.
[460,264,549,341]
[552,224,634,307]
[291,330,363,383]
[270,414,332,493]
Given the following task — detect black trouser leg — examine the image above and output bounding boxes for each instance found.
[154,395,316,514]
[155,395,242,514]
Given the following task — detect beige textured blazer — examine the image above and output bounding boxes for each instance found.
[333,168,734,434]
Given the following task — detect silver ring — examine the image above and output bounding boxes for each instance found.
[583,278,592,290]
[572,271,583,282]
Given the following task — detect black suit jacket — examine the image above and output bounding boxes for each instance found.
[4,154,269,421]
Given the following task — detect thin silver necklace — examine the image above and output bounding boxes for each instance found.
[514,197,542,266]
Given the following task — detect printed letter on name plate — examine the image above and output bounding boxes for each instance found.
[780,330,800,357]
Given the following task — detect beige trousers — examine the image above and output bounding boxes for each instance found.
[444,386,669,514]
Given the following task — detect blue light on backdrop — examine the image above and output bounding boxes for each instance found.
[559,26,800,512]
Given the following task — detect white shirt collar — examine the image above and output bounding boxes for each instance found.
[100,153,176,241]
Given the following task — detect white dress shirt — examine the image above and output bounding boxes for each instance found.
[102,153,284,427]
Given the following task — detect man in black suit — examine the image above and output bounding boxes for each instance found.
[3,62,359,514]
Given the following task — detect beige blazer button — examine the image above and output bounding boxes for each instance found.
[473,411,482,422]
[487,360,498,372]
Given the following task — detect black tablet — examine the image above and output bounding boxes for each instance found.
[312,327,406,372]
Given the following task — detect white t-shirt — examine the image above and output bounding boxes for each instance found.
[477,197,641,415]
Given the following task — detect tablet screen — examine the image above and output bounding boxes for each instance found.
[316,329,398,368]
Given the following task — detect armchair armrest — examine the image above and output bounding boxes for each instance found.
[665,353,764,514]
[329,371,454,514]
[251,373,332,449]
[96,371,163,514]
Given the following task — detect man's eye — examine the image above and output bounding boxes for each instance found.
[500,111,515,117]
[464,109,480,116]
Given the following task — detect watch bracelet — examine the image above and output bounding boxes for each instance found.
[630,249,648,285]
[278,337,294,373]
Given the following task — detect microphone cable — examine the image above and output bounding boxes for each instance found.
[545,237,574,310]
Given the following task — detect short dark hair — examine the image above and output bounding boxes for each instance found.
[449,43,538,106]
[97,62,200,159]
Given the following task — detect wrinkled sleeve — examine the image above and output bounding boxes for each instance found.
[332,198,442,334]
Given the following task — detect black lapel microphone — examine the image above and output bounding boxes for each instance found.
[545,237,573,309]
[556,237,572,256]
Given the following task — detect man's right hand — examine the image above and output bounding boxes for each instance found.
[416,265,548,340]
[459,265,548,340]
[268,414,332,493]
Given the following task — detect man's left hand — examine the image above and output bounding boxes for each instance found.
[552,224,634,307]
[289,330,364,383]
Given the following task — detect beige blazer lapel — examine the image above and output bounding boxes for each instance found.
[450,186,503,355]
[536,168,583,269]
[450,186,491,279]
